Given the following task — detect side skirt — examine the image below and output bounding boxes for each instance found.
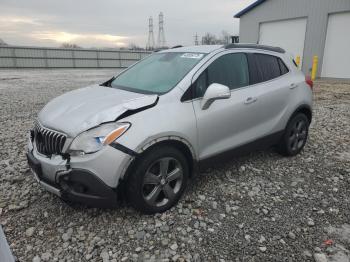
[198,130,284,171]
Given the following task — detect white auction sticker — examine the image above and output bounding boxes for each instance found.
[180,53,204,59]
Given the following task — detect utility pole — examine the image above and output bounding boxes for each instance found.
[157,12,166,48]
[194,33,199,45]
[146,16,155,50]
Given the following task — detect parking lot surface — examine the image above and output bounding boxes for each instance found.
[0,69,349,261]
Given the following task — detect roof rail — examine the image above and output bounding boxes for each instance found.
[225,43,285,53]
[171,45,183,49]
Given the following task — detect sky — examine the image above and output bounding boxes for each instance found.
[0,0,255,48]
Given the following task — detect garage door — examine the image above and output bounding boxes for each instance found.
[321,12,350,78]
[259,18,307,65]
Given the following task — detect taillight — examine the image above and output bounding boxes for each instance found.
[305,76,313,90]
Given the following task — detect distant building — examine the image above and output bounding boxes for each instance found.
[235,0,350,78]
[231,36,239,44]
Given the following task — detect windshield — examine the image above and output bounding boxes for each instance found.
[111,52,205,94]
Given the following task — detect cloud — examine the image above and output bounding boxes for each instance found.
[0,15,42,26]
[0,0,255,48]
[31,31,129,47]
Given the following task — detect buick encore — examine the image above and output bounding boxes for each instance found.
[27,44,313,214]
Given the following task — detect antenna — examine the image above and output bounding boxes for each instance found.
[157,12,166,48]
[194,33,199,45]
[146,16,155,50]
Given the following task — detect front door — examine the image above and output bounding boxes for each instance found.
[192,52,261,160]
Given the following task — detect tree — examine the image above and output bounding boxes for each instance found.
[128,43,144,51]
[220,30,231,45]
[201,33,217,45]
[201,31,231,45]
[0,38,8,46]
[60,43,81,49]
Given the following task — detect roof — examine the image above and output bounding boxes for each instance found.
[161,45,223,54]
[234,0,266,18]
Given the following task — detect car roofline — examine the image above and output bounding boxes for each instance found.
[155,44,285,55]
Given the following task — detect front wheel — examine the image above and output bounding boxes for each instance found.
[126,146,189,214]
[277,113,309,156]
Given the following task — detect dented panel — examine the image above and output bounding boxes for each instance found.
[38,84,158,137]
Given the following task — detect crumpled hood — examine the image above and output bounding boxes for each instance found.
[38,84,158,137]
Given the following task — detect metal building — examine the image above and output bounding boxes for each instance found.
[234,0,350,78]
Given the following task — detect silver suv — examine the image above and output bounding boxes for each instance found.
[27,44,313,214]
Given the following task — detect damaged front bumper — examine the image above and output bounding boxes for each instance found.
[26,137,134,208]
[26,150,118,207]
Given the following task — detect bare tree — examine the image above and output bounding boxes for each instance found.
[201,33,218,45]
[201,31,232,45]
[60,43,81,49]
[128,43,144,51]
[0,38,8,46]
[220,30,231,45]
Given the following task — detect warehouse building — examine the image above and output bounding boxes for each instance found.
[234,0,350,79]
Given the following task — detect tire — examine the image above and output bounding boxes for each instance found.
[125,146,189,214]
[277,113,309,156]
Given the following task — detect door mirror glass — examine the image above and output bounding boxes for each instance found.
[201,83,230,110]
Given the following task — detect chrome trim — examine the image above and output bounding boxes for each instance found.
[33,120,67,156]
[30,169,61,196]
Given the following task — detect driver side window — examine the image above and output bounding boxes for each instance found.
[193,53,249,98]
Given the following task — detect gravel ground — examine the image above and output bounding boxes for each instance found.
[0,69,349,262]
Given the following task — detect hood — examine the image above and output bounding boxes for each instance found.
[38,84,158,137]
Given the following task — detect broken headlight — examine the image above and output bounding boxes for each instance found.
[69,122,130,154]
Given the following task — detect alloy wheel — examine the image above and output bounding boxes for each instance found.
[288,119,307,152]
[142,157,183,207]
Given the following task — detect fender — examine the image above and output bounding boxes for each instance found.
[118,135,197,182]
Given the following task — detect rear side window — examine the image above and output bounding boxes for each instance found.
[254,54,281,81]
[194,53,249,97]
[278,58,289,75]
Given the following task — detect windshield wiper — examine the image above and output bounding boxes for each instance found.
[100,76,116,87]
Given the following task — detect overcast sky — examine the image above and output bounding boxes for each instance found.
[0,0,255,48]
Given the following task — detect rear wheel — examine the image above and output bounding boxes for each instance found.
[277,113,309,156]
[126,146,189,214]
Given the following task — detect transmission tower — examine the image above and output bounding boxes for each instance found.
[146,16,155,50]
[157,12,166,48]
[194,33,199,45]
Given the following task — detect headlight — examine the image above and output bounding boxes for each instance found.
[69,122,130,154]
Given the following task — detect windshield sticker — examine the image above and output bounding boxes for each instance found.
[180,53,204,59]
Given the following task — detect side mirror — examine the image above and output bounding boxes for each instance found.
[201,83,231,110]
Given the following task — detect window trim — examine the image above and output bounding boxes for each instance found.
[181,50,292,103]
[277,57,290,75]
[190,51,250,100]
[252,52,291,83]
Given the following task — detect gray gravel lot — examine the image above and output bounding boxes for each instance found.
[0,69,349,262]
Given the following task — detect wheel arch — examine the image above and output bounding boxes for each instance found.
[289,104,312,125]
[120,136,197,184]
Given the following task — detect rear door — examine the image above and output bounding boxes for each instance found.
[247,52,293,135]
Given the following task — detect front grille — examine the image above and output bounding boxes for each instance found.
[33,121,67,156]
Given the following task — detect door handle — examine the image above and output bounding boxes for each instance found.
[244,97,257,104]
[289,83,298,89]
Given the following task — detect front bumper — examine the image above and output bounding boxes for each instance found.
[26,136,135,207]
[26,150,118,207]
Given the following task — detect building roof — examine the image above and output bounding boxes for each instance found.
[234,0,266,18]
